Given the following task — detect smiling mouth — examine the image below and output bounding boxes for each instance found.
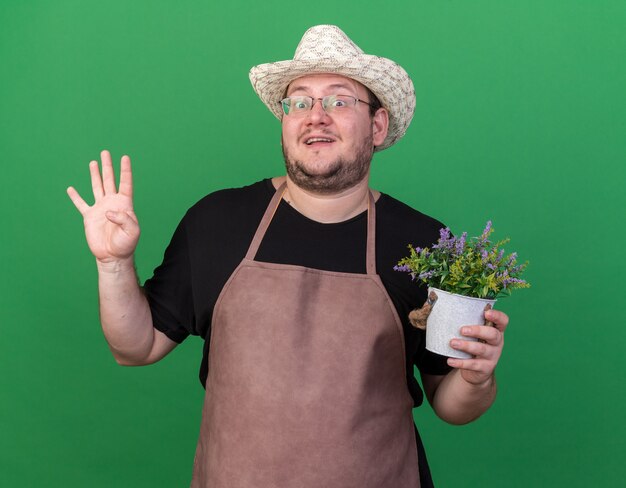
[304,137,334,145]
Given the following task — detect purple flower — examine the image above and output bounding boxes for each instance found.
[502,277,527,288]
[455,232,467,255]
[482,221,492,238]
[506,252,518,266]
[393,264,411,272]
[394,219,529,298]
[418,270,436,280]
[474,221,493,251]
[433,227,455,251]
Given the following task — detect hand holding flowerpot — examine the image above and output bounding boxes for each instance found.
[396,221,530,359]
[424,288,496,359]
[447,306,509,387]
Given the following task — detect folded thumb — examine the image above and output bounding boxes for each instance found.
[105,210,121,222]
[105,210,134,229]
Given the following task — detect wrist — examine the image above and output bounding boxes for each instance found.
[96,256,136,274]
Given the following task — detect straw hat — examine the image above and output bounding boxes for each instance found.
[249,25,416,151]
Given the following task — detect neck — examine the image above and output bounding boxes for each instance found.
[272,175,375,223]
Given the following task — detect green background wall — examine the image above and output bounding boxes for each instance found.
[1,1,624,486]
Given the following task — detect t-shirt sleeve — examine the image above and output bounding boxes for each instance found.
[414,347,453,375]
[377,194,454,386]
[143,216,193,344]
[382,199,453,378]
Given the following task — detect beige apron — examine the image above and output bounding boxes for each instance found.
[191,184,420,487]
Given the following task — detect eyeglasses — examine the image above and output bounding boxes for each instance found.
[279,94,373,116]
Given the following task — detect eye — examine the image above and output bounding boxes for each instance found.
[328,95,355,110]
[290,97,311,111]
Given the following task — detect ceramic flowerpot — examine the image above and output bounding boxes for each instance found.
[426,287,497,359]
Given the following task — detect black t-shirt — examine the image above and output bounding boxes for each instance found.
[144,179,452,405]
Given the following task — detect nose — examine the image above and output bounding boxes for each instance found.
[305,98,331,124]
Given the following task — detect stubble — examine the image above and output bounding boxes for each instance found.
[281,133,374,194]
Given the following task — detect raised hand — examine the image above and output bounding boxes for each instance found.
[67,150,140,264]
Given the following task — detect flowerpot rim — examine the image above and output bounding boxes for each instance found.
[427,286,497,303]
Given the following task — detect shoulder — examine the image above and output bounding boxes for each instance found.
[183,179,274,226]
[187,178,274,214]
[376,193,445,249]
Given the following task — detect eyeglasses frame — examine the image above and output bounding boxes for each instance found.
[278,94,374,116]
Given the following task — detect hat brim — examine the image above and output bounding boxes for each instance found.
[249,54,415,151]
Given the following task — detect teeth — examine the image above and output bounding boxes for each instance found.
[306,138,333,145]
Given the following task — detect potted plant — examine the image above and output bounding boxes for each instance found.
[395,221,530,358]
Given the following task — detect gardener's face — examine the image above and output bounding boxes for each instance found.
[280,73,388,193]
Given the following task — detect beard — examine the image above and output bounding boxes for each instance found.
[282,133,374,194]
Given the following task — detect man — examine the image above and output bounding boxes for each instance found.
[67,25,508,488]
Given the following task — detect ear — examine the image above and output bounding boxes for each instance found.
[371,107,389,147]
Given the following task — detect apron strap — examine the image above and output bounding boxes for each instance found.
[246,181,378,276]
[245,182,287,260]
[366,190,376,276]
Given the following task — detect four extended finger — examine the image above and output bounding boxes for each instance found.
[101,149,117,195]
[89,160,104,200]
[118,155,133,197]
[66,186,89,214]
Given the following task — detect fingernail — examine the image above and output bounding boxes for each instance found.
[461,327,470,335]
[450,339,460,348]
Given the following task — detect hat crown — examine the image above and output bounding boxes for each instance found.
[293,25,364,61]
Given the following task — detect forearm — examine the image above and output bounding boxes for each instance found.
[430,369,497,425]
[97,257,155,365]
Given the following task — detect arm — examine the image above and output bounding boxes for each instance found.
[421,308,509,425]
[67,150,177,365]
